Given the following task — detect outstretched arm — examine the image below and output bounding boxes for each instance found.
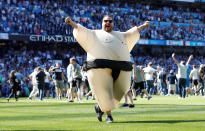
[186,55,193,65]
[137,21,150,32]
[172,53,179,65]
[189,71,193,80]
[124,21,150,52]
[65,16,95,52]
[132,64,136,81]
[156,65,160,72]
[65,16,78,29]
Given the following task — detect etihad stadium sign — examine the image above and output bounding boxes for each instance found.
[0,33,205,46]
[29,35,76,43]
[5,34,77,43]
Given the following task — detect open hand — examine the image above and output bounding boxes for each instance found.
[65,16,72,25]
[189,55,193,59]
[172,53,175,58]
[143,21,150,28]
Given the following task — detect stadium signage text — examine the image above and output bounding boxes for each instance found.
[29,35,76,43]
[2,33,205,46]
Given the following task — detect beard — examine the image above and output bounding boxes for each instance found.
[104,26,112,32]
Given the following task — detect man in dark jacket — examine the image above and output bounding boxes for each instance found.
[158,68,167,95]
[197,64,205,96]
[52,63,66,100]
[36,67,46,101]
[167,70,177,96]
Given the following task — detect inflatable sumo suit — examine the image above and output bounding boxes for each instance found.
[73,24,140,112]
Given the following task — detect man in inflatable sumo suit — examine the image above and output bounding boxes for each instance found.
[65,15,150,123]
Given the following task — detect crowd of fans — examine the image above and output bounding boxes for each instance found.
[0,45,204,99]
[0,45,85,97]
[134,54,203,72]
[0,0,204,102]
[0,0,204,41]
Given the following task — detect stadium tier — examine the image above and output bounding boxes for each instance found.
[0,0,204,42]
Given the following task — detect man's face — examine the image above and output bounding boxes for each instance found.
[71,60,76,65]
[102,16,114,32]
[56,63,60,68]
[181,61,185,65]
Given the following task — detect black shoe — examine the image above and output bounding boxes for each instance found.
[106,115,113,123]
[95,104,104,122]
[16,98,18,101]
[28,97,32,100]
[86,96,89,100]
[129,104,135,108]
[147,96,152,100]
[140,93,144,98]
[6,98,9,102]
[120,103,129,108]
[68,100,74,102]
[133,98,137,101]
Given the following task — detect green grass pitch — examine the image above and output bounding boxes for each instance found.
[0,96,205,131]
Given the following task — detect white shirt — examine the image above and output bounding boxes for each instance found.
[177,63,188,79]
[81,71,87,81]
[30,71,37,85]
[67,64,82,82]
[190,68,199,80]
[67,64,73,82]
[73,24,140,61]
[143,66,156,80]
[44,71,50,83]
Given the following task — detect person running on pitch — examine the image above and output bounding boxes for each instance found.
[67,57,82,102]
[44,68,52,98]
[28,68,38,100]
[6,70,19,102]
[121,55,135,108]
[167,70,177,96]
[143,62,160,97]
[51,63,66,100]
[65,15,150,123]
[132,65,152,100]
[172,53,193,98]
[196,64,205,96]
[189,65,200,95]
[35,67,46,101]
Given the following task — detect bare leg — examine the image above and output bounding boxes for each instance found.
[168,87,171,95]
[142,89,152,100]
[47,90,50,98]
[106,111,111,115]
[55,88,59,99]
[186,88,189,97]
[127,91,133,105]
[60,88,64,98]
[194,85,198,95]
[71,87,74,101]
[58,89,61,99]
[77,88,82,102]
[124,93,128,104]
[142,89,149,97]
[132,88,137,100]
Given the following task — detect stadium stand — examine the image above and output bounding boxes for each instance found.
[0,0,204,98]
